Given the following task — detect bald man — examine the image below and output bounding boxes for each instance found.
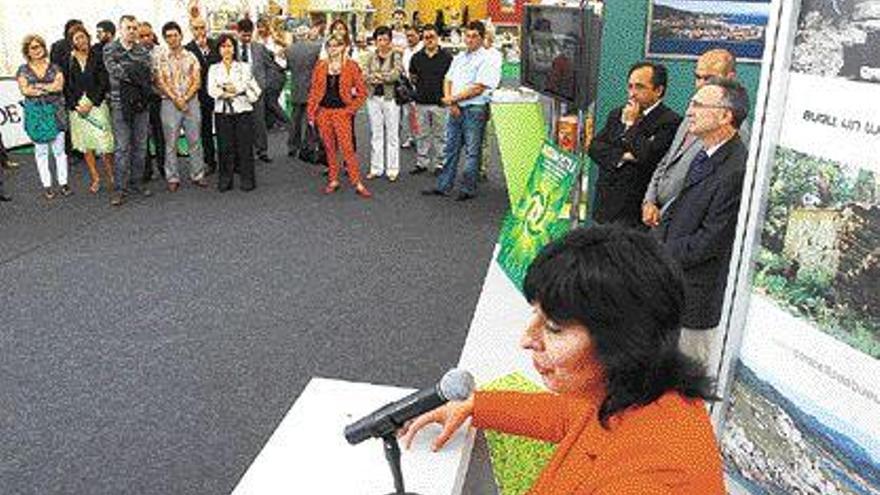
[642,49,749,228]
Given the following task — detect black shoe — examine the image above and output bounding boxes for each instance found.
[287,149,297,157]
[130,186,153,198]
[421,188,448,197]
[433,168,442,177]
[455,192,475,202]
[0,193,11,202]
[410,167,428,175]
[258,154,272,163]
[205,164,217,176]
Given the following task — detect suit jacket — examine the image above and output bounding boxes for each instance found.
[474,390,724,494]
[237,41,272,89]
[285,40,322,104]
[184,39,220,106]
[588,103,681,226]
[645,116,752,210]
[659,135,747,329]
[306,59,367,123]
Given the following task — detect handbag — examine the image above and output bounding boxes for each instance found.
[393,76,416,106]
[298,124,327,165]
[22,100,59,143]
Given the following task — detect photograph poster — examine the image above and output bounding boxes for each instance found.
[720,1,880,493]
[646,0,771,61]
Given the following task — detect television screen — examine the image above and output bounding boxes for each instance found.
[521,5,601,109]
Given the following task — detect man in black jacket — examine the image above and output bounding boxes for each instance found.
[185,17,220,175]
[588,62,681,227]
[658,77,750,372]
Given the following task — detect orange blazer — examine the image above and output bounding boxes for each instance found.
[473,390,725,494]
[306,59,367,123]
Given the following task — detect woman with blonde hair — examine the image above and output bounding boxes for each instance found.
[307,35,371,198]
[17,34,70,199]
[64,24,114,193]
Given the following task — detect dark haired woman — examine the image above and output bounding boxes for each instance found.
[400,226,725,494]
[307,35,370,198]
[65,25,114,194]
[208,33,261,191]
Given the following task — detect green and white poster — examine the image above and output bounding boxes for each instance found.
[496,141,580,291]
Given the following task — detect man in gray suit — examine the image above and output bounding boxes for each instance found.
[237,18,278,163]
[642,49,748,228]
[285,25,322,158]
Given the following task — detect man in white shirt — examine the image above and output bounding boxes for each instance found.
[422,21,500,201]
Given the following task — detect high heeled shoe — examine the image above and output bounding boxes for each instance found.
[355,183,372,199]
[323,181,340,194]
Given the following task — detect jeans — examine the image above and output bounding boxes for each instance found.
[436,105,487,195]
[111,107,150,193]
[161,99,205,183]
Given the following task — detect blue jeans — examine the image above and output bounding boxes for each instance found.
[110,107,149,193]
[436,105,487,195]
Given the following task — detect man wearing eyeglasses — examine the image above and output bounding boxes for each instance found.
[657,77,749,372]
[588,61,681,227]
[642,49,747,229]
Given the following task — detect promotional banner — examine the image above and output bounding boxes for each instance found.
[496,140,579,291]
[721,1,880,492]
[0,78,29,148]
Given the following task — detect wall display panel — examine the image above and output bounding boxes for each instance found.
[718,1,880,493]
[645,0,771,62]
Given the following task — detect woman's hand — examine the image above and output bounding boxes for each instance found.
[397,394,474,452]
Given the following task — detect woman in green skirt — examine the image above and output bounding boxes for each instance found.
[65,25,114,193]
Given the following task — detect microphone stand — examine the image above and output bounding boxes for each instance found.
[381,434,420,495]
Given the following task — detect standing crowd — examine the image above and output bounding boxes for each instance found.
[0,10,503,205]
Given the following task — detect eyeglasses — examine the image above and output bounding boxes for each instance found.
[423,34,437,40]
[693,72,713,81]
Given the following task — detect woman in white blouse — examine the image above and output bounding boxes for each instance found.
[208,33,261,192]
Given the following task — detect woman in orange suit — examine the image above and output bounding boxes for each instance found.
[401,226,726,494]
[307,35,371,198]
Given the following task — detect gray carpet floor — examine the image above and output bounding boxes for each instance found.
[0,114,510,494]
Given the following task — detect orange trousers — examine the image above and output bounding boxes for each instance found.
[316,108,361,185]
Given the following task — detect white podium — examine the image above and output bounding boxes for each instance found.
[231,378,475,495]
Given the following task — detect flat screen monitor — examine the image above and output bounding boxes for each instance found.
[521,5,602,109]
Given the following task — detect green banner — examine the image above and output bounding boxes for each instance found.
[496,141,580,291]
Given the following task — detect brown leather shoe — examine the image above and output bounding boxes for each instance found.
[355,183,372,199]
[193,178,209,188]
[167,182,180,192]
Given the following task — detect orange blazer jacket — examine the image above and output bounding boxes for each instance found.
[306,59,367,123]
[473,390,725,494]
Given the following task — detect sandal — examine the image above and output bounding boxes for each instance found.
[89,180,101,194]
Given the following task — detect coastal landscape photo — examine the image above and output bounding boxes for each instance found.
[646,0,770,61]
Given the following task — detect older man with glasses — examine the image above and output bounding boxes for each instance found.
[656,77,750,376]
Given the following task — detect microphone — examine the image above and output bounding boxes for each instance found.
[344,369,475,445]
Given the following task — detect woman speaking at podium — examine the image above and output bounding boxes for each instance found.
[400,226,725,494]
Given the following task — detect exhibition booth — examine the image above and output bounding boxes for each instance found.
[1,0,877,493]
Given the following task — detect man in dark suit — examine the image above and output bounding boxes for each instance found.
[588,62,681,227]
[237,18,277,163]
[185,17,221,175]
[285,25,322,158]
[657,77,750,372]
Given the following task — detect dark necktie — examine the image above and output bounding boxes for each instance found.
[684,149,710,185]
[242,44,249,63]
